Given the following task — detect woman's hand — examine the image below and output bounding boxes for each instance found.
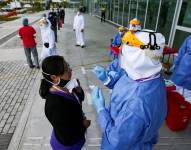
[73,79,82,92]
[83,118,91,128]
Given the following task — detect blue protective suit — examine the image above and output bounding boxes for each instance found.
[104,59,125,89]
[98,73,167,150]
[112,32,122,47]
[170,35,191,90]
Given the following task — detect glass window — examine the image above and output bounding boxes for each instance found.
[118,0,124,24]
[129,0,137,20]
[178,0,191,28]
[94,0,100,15]
[113,0,119,23]
[145,0,160,30]
[157,0,177,44]
[123,0,130,27]
[137,0,147,27]
[108,0,113,21]
[173,30,191,50]
[101,1,109,19]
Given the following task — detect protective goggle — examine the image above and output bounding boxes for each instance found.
[123,30,160,51]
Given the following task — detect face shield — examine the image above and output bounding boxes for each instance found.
[129,24,141,31]
[128,18,141,32]
[119,30,165,80]
[39,18,50,30]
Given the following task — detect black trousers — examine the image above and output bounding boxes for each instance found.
[62,16,65,24]
[101,12,105,22]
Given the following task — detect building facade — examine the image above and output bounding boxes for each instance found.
[85,0,191,49]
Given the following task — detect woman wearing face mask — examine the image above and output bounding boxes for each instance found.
[39,17,56,61]
[39,55,91,150]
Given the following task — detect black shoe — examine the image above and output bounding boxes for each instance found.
[81,45,85,48]
[36,66,40,69]
[75,44,80,46]
[29,65,35,69]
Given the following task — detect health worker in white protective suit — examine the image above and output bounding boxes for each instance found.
[39,17,56,60]
[73,8,85,48]
[91,18,167,150]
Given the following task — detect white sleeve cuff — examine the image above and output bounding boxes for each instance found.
[103,77,111,86]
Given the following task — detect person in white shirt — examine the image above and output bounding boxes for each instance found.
[73,8,85,48]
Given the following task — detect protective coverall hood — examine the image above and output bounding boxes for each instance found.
[40,19,56,59]
[170,35,191,90]
[120,29,165,80]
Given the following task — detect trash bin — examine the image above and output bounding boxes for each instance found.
[166,91,191,131]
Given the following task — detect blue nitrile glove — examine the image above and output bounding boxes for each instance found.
[91,86,105,113]
[108,71,119,80]
[92,65,107,82]
[169,65,175,73]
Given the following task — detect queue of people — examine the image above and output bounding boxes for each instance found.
[18,7,191,150]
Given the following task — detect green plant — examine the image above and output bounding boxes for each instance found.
[32,2,43,12]
[60,1,69,8]
[0,2,7,8]
[16,9,28,14]
[0,16,20,21]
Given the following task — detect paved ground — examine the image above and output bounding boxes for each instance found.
[0,61,39,150]
[0,9,190,150]
[0,12,44,150]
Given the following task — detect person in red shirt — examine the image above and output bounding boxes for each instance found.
[19,18,40,69]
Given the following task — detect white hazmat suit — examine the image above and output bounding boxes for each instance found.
[73,12,85,47]
[40,19,56,60]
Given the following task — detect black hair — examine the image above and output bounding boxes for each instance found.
[78,7,83,13]
[42,13,46,17]
[39,55,67,99]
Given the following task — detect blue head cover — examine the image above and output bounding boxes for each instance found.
[23,18,28,26]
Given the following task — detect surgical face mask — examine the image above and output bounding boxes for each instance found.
[54,78,79,93]
[42,70,63,85]
[42,72,69,87]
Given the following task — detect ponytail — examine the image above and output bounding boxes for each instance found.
[39,55,68,99]
[39,79,52,99]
